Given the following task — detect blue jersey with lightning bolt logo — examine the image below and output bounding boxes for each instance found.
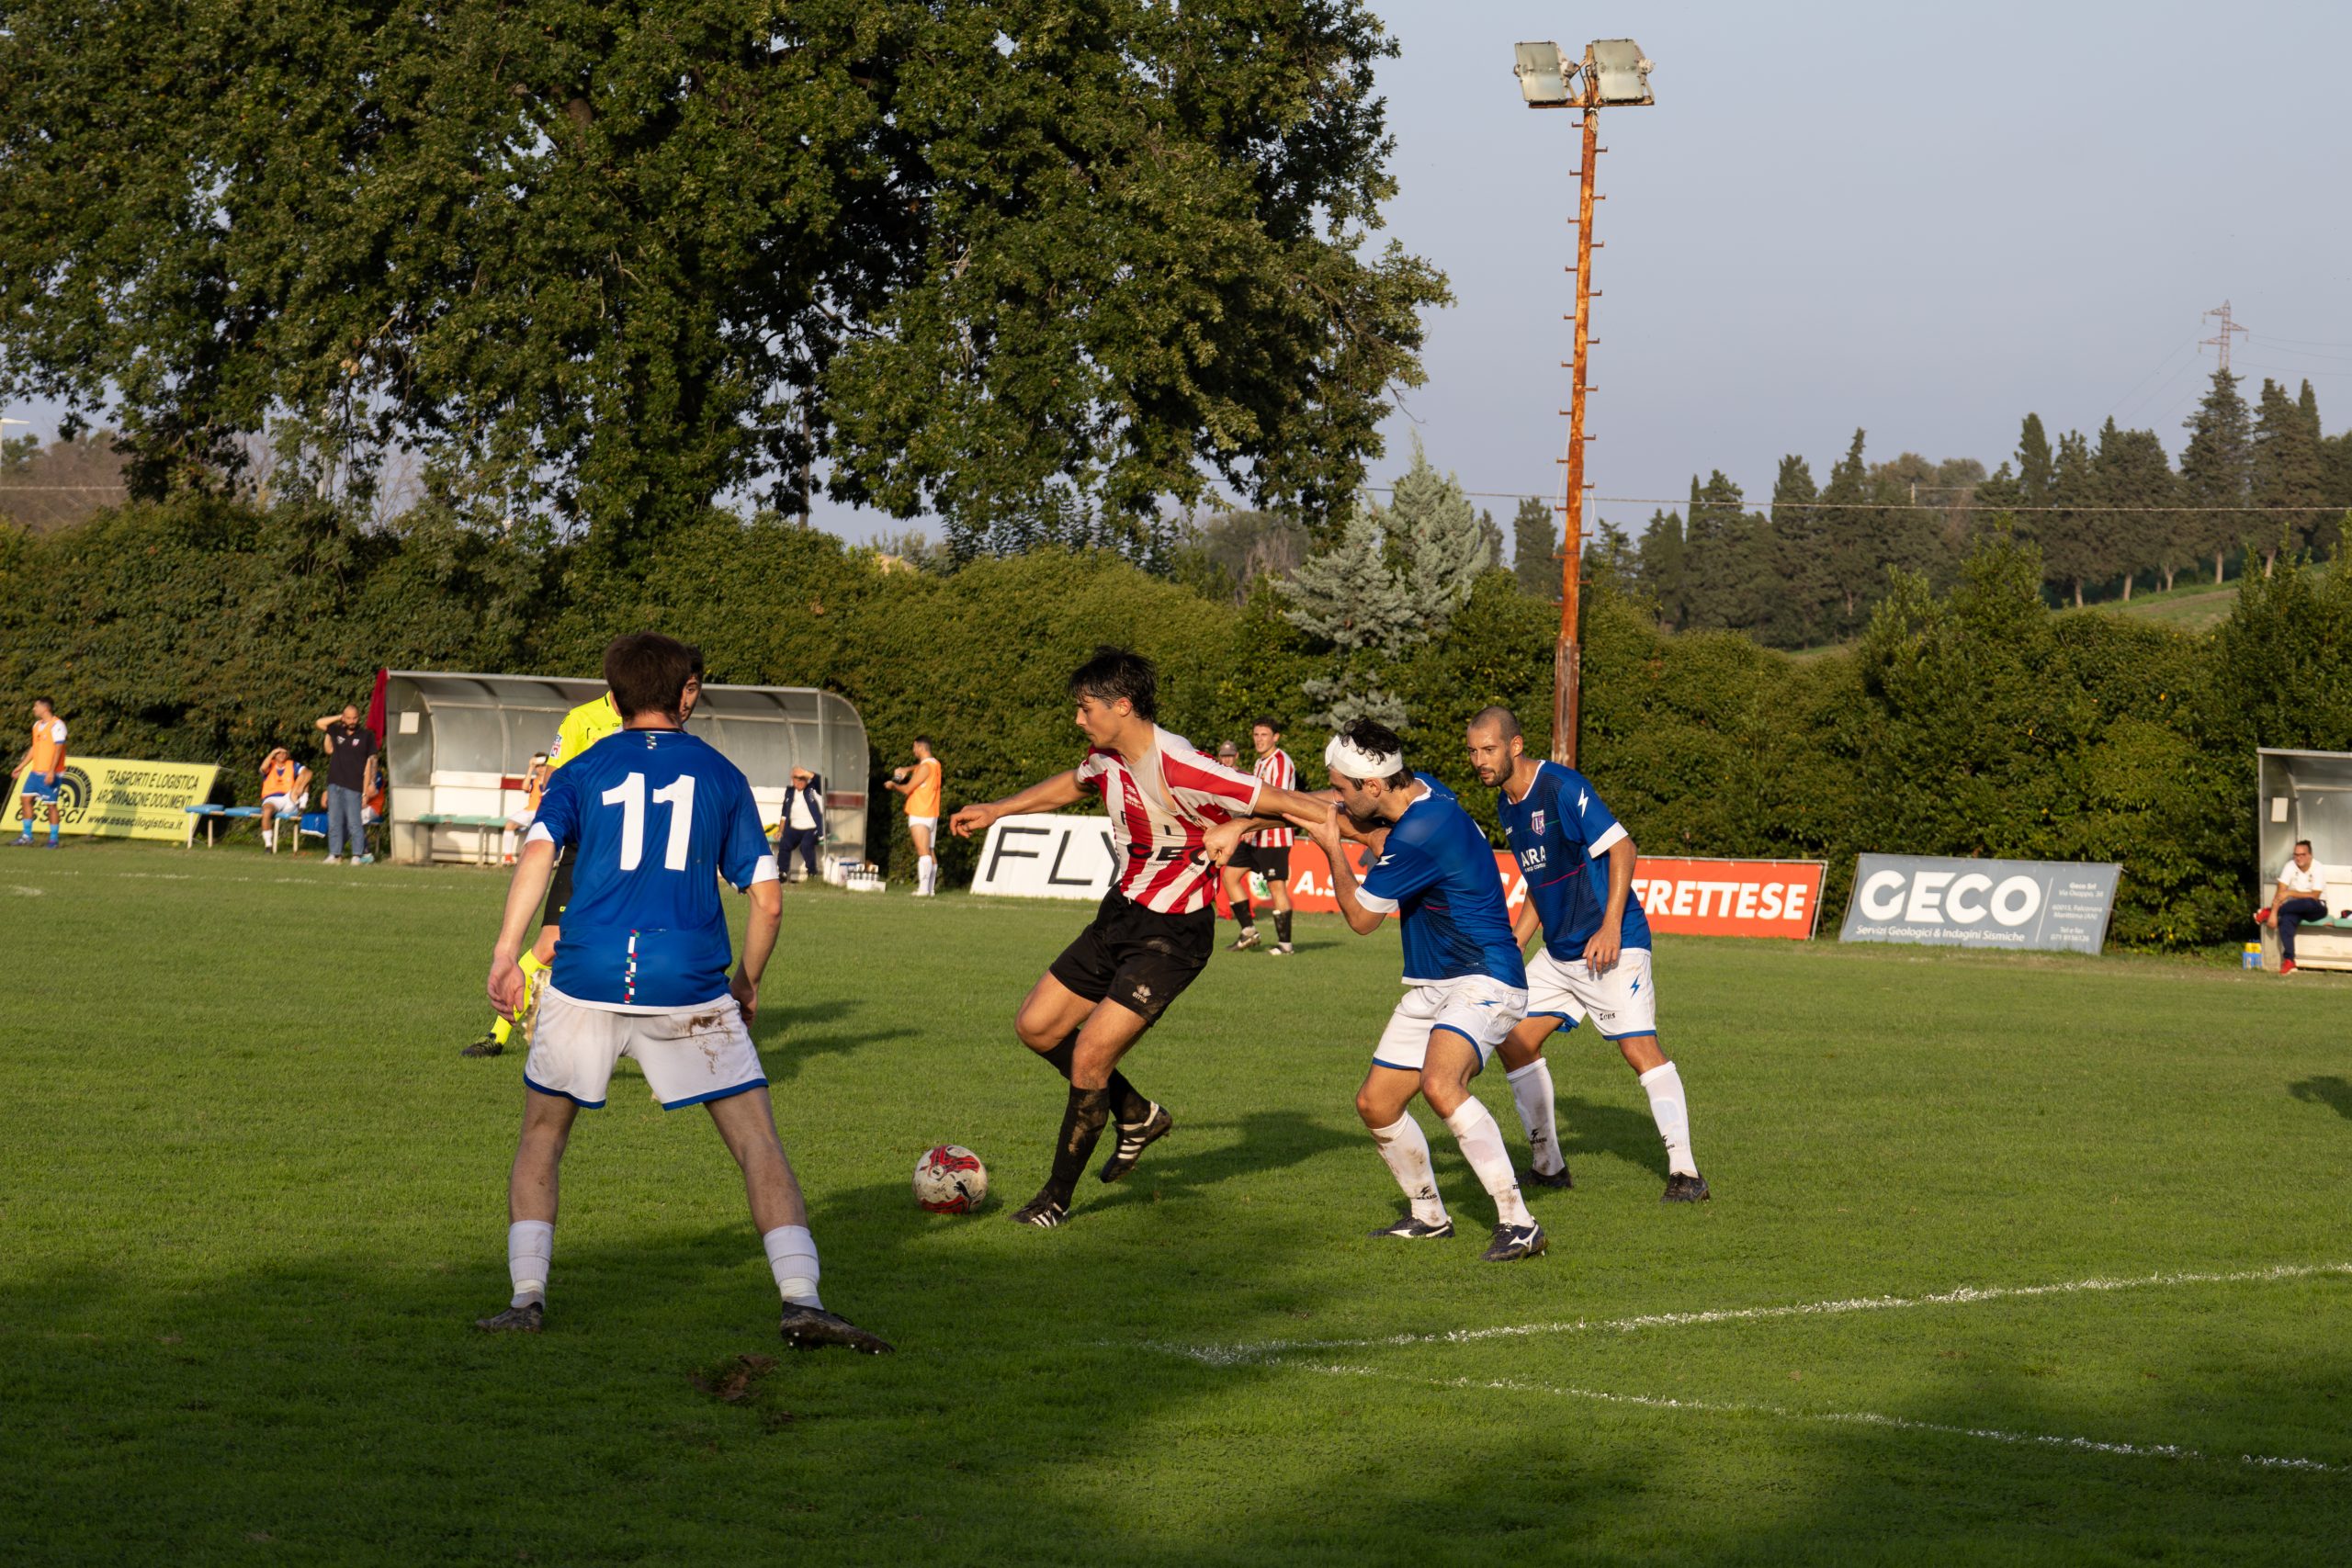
[1497,761,1652,960]
[1353,773,1527,987]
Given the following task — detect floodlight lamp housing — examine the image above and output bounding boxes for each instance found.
[1513,40,1577,107]
[1586,39,1655,106]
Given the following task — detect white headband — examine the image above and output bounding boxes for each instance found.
[1325,733,1403,781]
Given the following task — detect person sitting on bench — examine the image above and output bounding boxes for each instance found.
[2259,839,2329,976]
[257,747,311,853]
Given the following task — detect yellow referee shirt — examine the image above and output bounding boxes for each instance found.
[548,694,622,773]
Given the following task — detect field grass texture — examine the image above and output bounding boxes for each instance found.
[4,843,2348,1565]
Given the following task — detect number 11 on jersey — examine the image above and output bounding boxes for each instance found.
[602,771,696,871]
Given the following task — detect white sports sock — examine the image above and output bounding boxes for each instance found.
[1640,1061,1698,1177]
[1369,1114,1448,1225]
[919,855,936,896]
[1443,1100,1533,1228]
[763,1224,822,1308]
[263,823,277,851]
[508,1220,554,1307]
[503,827,518,857]
[1506,1058,1564,1176]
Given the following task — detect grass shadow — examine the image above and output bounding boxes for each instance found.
[2289,1075,2352,1120]
[1556,1094,1668,1179]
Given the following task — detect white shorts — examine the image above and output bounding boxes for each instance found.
[507,809,536,831]
[262,793,306,813]
[1371,974,1529,1074]
[525,984,768,1111]
[1526,946,1657,1041]
[908,816,938,837]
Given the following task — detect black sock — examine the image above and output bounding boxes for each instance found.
[1039,1035,1149,1123]
[1039,1035,1078,1077]
[1233,898,1254,929]
[1274,910,1293,945]
[1046,1086,1114,1200]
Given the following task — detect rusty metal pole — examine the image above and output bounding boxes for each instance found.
[1553,103,1600,767]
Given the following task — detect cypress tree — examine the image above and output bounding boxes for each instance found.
[1822,430,1877,633]
[2043,430,2100,606]
[2179,367,2254,583]
[1636,508,1687,629]
[2093,419,2177,598]
[1510,496,1559,598]
[2253,377,2327,570]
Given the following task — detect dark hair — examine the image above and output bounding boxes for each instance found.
[1468,705,1521,742]
[1069,646,1157,720]
[603,632,700,721]
[1339,717,1414,788]
[2296,839,2314,852]
[31,696,52,711]
[912,735,932,748]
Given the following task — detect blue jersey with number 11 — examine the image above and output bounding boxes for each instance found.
[530,728,778,1008]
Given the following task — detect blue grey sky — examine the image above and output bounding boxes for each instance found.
[6,1,2346,548]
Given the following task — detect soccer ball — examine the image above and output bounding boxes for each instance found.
[912,1145,988,1213]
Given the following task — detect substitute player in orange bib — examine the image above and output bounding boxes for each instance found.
[886,739,944,896]
[950,649,1330,1227]
[257,747,312,853]
[12,698,68,848]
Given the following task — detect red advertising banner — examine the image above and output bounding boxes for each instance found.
[1225,846,1825,940]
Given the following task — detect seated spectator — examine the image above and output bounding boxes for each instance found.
[257,747,312,854]
[2259,838,2330,976]
[503,752,550,865]
[778,766,825,882]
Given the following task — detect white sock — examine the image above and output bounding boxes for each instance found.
[1443,1100,1533,1228]
[919,855,936,895]
[503,828,517,857]
[507,1220,554,1307]
[763,1224,822,1308]
[1369,1114,1448,1225]
[1506,1058,1563,1176]
[1640,1061,1698,1177]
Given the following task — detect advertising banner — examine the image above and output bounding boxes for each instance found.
[976,812,1826,941]
[971,813,1121,900]
[1839,853,2121,954]
[9,757,221,840]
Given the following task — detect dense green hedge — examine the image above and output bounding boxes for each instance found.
[7,496,2344,949]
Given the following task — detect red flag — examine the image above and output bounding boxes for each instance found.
[367,668,389,747]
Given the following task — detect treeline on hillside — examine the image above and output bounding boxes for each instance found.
[1621,369,2352,649]
[16,489,2352,952]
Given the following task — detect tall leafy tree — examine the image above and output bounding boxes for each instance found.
[0,0,1444,556]
[1634,507,1686,629]
[2253,377,2327,572]
[1510,496,1559,598]
[1820,430,1883,633]
[2092,418,2176,599]
[1770,453,1831,646]
[2042,429,2101,606]
[2015,414,2057,511]
[2179,367,2255,583]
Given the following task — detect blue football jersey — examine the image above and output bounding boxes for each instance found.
[529,728,777,1008]
[1354,773,1527,987]
[1497,761,1651,960]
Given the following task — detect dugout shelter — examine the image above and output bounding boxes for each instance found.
[381,671,870,867]
[2256,748,2352,972]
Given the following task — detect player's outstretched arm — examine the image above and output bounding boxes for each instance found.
[948,770,1085,839]
[1290,804,1385,935]
[487,840,560,1021]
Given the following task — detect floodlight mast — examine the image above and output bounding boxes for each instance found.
[1513,39,1652,766]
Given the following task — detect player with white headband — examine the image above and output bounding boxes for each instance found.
[1234,717,1544,1261]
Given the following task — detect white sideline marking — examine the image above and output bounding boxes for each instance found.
[1304,1365,2345,1475]
[1160,1261,2352,1367]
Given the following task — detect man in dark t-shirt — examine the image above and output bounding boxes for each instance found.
[313,704,380,863]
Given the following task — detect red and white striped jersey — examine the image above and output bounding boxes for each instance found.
[1251,748,1297,847]
[1075,728,1263,914]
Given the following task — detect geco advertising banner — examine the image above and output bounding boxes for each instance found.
[1839,853,2121,954]
[9,758,221,840]
[974,812,1825,939]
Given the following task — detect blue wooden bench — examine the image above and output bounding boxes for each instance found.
[183,804,262,848]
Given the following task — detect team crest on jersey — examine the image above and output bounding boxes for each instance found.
[1530,809,1547,836]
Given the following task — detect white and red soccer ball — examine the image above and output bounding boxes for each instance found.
[912,1145,988,1213]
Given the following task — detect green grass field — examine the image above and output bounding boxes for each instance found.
[6,841,2351,1565]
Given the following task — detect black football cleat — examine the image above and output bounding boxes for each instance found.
[1098,1103,1174,1182]
[1012,1191,1070,1228]
[1227,928,1261,952]
[459,1032,504,1058]
[1662,1172,1712,1203]
[1481,1222,1548,1263]
[1520,1164,1574,1190]
[778,1304,894,1355]
[473,1301,544,1333]
[1369,1213,1455,1240]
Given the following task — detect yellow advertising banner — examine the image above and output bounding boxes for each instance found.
[10,757,221,840]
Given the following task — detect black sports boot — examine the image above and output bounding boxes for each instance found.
[1519,1164,1574,1190]
[1662,1172,1712,1203]
[779,1304,894,1354]
[1098,1103,1174,1182]
[473,1301,544,1333]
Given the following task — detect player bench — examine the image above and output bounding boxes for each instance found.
[2262,868,2352,971]
[413,812,510,866]
[182,804,262,848]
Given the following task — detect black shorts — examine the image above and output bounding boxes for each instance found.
[1047,890,1215,1025]
[542,850,574,929]
[1234,842,1291,881]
